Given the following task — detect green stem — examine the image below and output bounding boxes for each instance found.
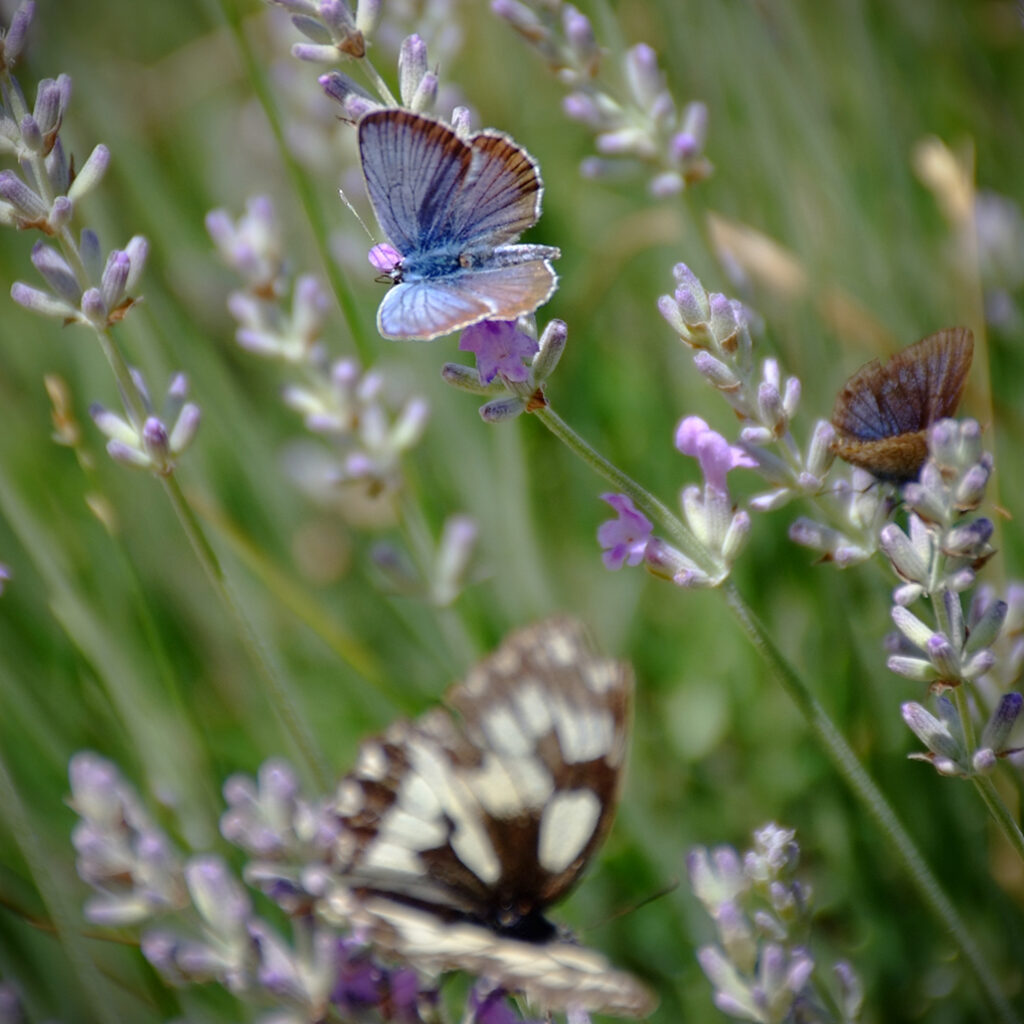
[215,0,374,365]
[534,403,1017,1024]
[721,584,1015,1023]
[160,474,330,788]
[972,774,1024,865]
[532,405,715,574]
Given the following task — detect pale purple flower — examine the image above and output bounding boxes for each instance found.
[675,416,755,493]
[598,493,653,570]
[458,319,538,383]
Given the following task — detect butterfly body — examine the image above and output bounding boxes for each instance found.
[326,618,652,1017]
[358,109,560,340]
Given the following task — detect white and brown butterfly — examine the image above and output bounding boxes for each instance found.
[324,618,654,1018]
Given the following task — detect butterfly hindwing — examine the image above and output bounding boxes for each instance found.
[327,618,652,1017]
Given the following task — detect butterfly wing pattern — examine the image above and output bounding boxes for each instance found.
[830,327,974,482]
[325,618,654,1017]
[358,109,560,341]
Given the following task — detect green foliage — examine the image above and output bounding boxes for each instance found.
[0,1,1021,1021]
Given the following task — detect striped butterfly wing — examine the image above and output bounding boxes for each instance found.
[328,618,652,1017]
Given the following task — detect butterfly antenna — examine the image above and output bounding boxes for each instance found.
[587,878,680,931]
[338,186,377,243]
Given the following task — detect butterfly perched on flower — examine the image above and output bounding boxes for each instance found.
[830,327,974,483]
[325,618,654,1018]
[358,109,561,341]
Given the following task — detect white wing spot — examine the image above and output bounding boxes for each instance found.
[553,704,614,764]
[482,704,531,756]
[362,838,423,875]
[379,805,448,850]
[538,789,601,874]
[584,660,619,694]
[468,752,553,817]
[335,779,363,815]
[356,743,388,781]
[514,681,552,737]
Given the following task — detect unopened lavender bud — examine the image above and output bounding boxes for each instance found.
[80,286,107,325]
[293,41,343,62]
[49,194,72,230]
[479,395,526,422]
[949,568,977,592]
[624,43,661,109]
[979,692,1022,757]
[186,856,250,931]
[806,419,836,477]
[319,0,355,32]
[399,34,429,108]
[782,375,800,417]
[31,241,81,302]
[66,144,110,203]
[891,605,934,649]
[693,351,739,390]
[717,901,757,972]
[596,126,651,157]
[2,2,35,69]
[142,417,169,459]
[965,598,1006,655]
[392,396,429,449]
[649,171,684,199]
[954,463,991,509]
[834,961,864,1019]
[434,515,478,604]
[441,362,494,394]
[893,582,924,606]
[564,6,598,68]
[888,655,936,683]
[928,417,959,464]
[100,250,131,309]
[447,107,470,139]
[492,0,548,44]
[708,292,739,348]
[0,170,45,220]
[757,382,785,435]
[880,523,929,584]
[169,403,201,454]
[925,633,959,678]
[532,318,567,381]
[722,510,751,563]
[563,92,602,126]
[901,701,962,761]
[411,71,438,114]
[945,517,993,557]
[32,77,65,136]
[972,748,998,774]
[355,0,381,33]
[11,281,75,318]
[19,114,42,153]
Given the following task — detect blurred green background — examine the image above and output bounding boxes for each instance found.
[0,0,1022,1020]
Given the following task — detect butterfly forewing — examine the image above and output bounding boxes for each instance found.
[327,618,651,1017]
[450,132,543,246]
[358,110,471,255]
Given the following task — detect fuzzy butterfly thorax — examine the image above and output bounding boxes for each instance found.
[323,618,654,1018]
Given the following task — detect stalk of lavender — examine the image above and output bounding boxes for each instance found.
[492,1,711,198]
[0,2,327,788]
[688,825,863,1024]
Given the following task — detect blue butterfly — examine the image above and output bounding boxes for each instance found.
[358,109,560,341]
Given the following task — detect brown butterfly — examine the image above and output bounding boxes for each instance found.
[830,327,974,483]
